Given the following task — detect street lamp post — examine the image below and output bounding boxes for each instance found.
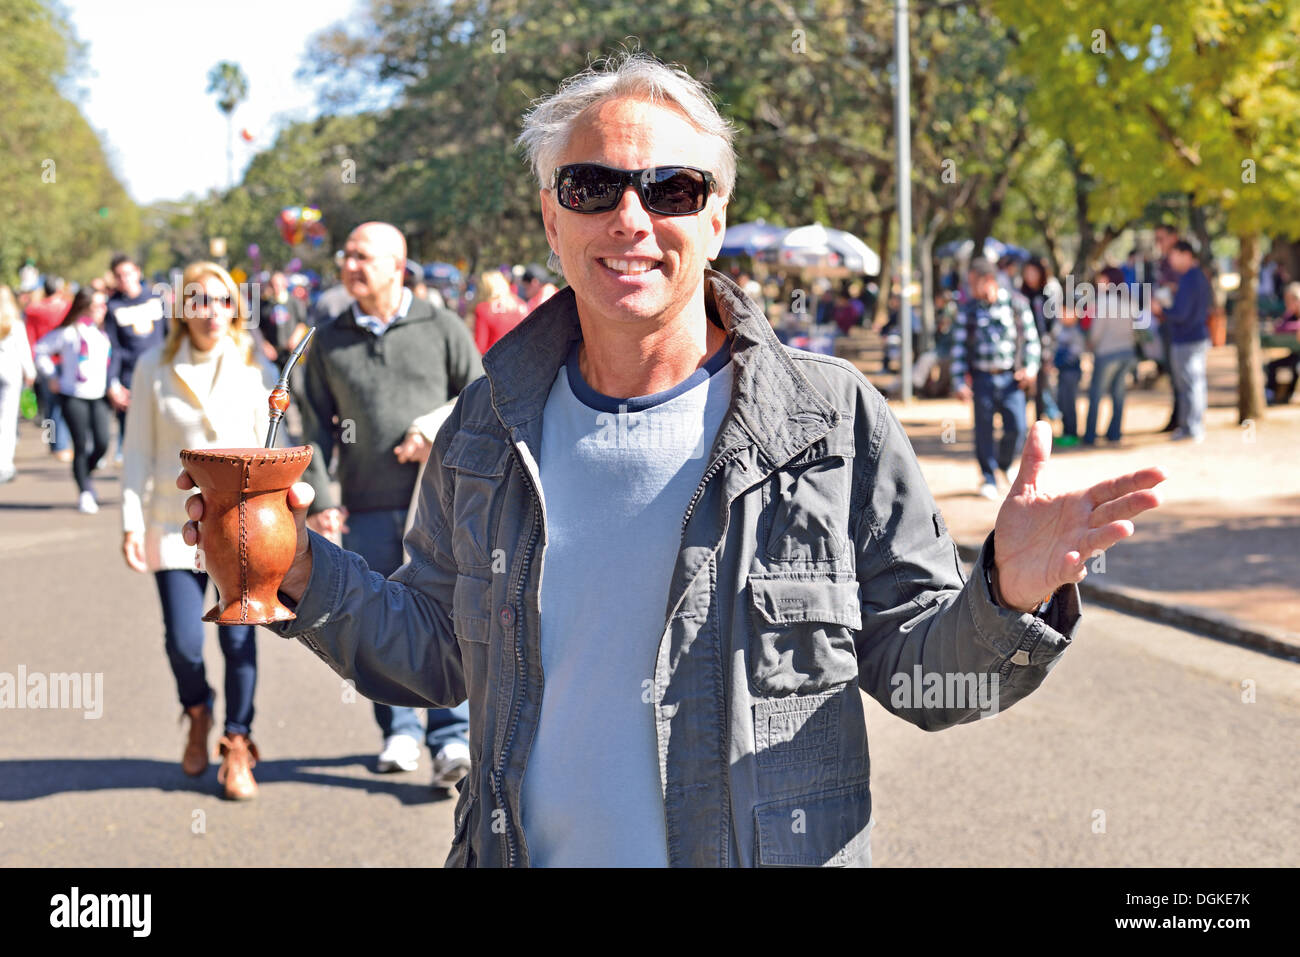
[895,0,914,402]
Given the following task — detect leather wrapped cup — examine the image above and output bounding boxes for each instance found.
[179,446,313,625]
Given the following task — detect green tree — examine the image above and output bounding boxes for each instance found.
[0,0,140,283]
[997,0,1300,422]
[207,61,249,190]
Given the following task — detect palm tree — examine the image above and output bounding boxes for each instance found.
[206,61,248,190]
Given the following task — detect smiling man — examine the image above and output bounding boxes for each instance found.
[181,54,1164,867]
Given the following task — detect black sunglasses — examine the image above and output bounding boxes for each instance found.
[187,293,233,310]
[552,163,717,216]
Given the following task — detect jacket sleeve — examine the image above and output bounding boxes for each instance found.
[1019,300,1041,377]
[267,403,466,708]
[949,306,970,380]
[10,321,36,382]
[33,327,64,381]
[296,333,339,513]
[851,390,1080,730]
[104,311,123,389]
[443,311,485,397]
[121,350,158,535]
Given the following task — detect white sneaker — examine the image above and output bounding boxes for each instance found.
[978,482,1000,501]
[376,734,420,773]
[78,491,99,514]
[432,741,471,789]
[1003,463,1019,486]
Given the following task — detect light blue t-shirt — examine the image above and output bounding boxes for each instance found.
[521,338,733,867]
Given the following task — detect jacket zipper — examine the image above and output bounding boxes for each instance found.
[679,447,742,534]
[493,455,541,867]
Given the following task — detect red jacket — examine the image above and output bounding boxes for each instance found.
[474,297,527,355]
[25,296,70,352]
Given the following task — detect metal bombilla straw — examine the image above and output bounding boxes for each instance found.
[265,327,315,448]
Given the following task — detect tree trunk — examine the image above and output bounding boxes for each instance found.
[225,111,234,191]
[872,217,893,328]
[1234,232,1266,424]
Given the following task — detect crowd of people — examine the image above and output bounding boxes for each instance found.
[0,245,559,799]
[901,226,1245,497]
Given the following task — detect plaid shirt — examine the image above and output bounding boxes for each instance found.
[950,288,1040,379]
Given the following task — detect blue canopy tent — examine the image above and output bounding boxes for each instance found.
[935,237,1033,262]
[718,220,789,259]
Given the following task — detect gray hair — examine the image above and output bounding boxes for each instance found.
[1285,281,1300,302]
[517,54,737,275]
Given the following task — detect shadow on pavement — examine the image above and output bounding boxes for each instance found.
[0,755,457,805]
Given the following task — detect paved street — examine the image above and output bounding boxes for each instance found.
[2,423,1297,867]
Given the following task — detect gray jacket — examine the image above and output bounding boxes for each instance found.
[274,270,1081,867]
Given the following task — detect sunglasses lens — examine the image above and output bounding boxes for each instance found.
[557,165,711,215]
[644,167,707,215]
[558,165,623,213]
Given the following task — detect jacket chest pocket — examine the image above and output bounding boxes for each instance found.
[747,576,861,696]
[761,454,851,565]
[443,429,510,571]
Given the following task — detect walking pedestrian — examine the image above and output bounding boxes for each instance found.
[105,255,167,459]
[258,270,310,370]
[298,221,482,789]
[121,261,278,800]
[0,286,37,483]
[33,288,112,512]
[1152,240,1212,442]
[1052,303,1086,447]
[23,278,73,460]
[1083,267,1139,444]
[472,269,527,355]
[1152,225,1183,432]
[1264,283,1300,405]
[952,258,1041,499]
[1020,258,1060,423]
[520,264,559,314]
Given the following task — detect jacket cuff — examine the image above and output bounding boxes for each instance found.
[268,530,345,637]
[968,531,1081,668]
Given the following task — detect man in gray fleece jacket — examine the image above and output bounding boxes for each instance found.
[299,221,483,787]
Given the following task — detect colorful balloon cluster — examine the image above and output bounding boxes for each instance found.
[277,206,327,247]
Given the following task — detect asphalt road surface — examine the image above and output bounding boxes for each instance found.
[2,436,1296,866]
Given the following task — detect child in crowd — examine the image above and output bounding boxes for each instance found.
[1053,303,1086,448]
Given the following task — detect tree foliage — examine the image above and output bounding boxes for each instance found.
[996,0,1300,419]
[0,0,140,284]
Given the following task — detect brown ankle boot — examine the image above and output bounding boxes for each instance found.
[217,734,260,801]
[181,704,213,776]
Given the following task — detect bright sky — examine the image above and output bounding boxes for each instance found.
[62,0,360,205]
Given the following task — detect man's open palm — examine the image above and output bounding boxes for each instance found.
[993,421,1166,611]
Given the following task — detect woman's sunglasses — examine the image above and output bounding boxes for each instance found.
[552,163,716,216]
[187,293,233,310]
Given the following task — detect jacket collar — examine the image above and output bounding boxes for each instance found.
[333,291,430,334]
[481,269,838,468]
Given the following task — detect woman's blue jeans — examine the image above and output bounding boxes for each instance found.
[155,569,256,736]
[1084,351,1136,443]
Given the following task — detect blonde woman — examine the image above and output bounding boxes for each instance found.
[121,262,278,800]
[472,269,527,355]
[0,286,37,482]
